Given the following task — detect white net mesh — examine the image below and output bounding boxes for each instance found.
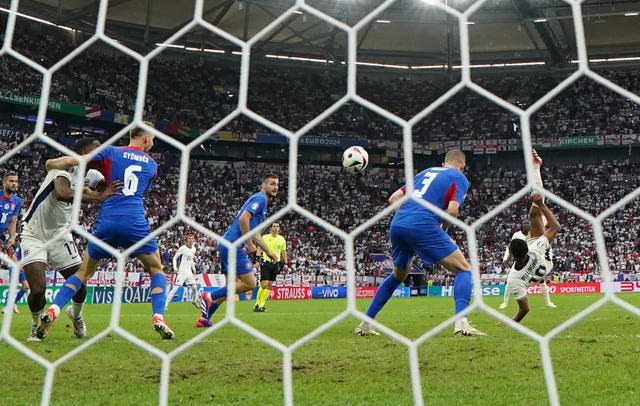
[1,0,639,405]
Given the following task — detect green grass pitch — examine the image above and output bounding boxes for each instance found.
[1,294,639,405]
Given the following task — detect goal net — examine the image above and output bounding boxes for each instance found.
[1,1,639,405]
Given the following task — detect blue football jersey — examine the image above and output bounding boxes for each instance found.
[391,167,469,229]
[91,145,157,217]
[0,194,22,234]
[223,192,268,243]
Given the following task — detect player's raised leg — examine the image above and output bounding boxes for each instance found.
[199,246,257,324]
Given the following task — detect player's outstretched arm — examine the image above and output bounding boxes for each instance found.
[45,156,79,171]
[54,176,121,203]
[81,181,123,203]
[531,193,560,243]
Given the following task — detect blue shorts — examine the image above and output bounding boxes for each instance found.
[390,225,458,270]
[8,266,26,284]
[88,215,158,259]
[218,244,253,276]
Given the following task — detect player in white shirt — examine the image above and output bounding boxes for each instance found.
[21,138,119,341]
[506,192,560,323]
[499,150,556,310]
[499,222,556,309]
[165,234,200,310]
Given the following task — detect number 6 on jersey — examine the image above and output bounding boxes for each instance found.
[122,165,142,196]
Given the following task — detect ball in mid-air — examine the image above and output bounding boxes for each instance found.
[342,146,369,173]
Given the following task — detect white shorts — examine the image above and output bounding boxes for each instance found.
[507,275,529,301]
[174,273,197,287]
[20,233,82,271]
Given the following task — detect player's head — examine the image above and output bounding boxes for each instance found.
[508,238,529,261]
[73,137,101,155]
[443,150,466,171]
[270,222,280,235]
[521,220,531,235]
[2,171,18,194]
[185,234,195,247]
[261,173,279,198]
[129,126,155,152]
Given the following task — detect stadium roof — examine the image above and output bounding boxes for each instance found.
[5,0,640,66]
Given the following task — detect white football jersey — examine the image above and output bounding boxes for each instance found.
[508,236,552,285]
[21,168,104,241]
[173,245,196,275]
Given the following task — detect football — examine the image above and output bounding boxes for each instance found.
[342,146,369,173]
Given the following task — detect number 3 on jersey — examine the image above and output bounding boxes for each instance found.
[122,165,142,196]
[414,172,438,197]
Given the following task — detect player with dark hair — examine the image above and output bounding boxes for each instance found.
[197,174,279,327]
[20,138,117,340]
[500,150,556,310]
[506,190,560,323]
[356,150,486,337]
[1,171,25,314]
[253,222,288,312]
[37,127,176,340]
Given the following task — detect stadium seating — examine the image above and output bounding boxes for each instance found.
[2,27,640,142]
[2,139,638,286]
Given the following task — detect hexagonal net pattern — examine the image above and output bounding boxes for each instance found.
[1,0,640,405]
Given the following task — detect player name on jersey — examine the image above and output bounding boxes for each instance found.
[122,151,150,163]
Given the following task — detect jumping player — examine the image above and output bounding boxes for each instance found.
[165,234,200,310]
[21,137,117,340]
[37,127,175,340]
[500,150,556,310]
[197,174,279,327]
[506,192,560,323]
[355,150,486,337]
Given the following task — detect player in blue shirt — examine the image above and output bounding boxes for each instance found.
[37,127,175,340]
[1,171,27,314]
[197,174,279,327]
[355,150,486,337]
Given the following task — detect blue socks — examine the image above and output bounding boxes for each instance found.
[454,271,472,315]
[53,275,83,309]
[202,286,228,320]
[15,288,27,303]
[206,302,220,319]
[210,286,228,301]
[365,274,401,319]
[150,273,166,315]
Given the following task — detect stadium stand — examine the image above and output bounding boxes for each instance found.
[2,27,640,142]
[1,133,638,286]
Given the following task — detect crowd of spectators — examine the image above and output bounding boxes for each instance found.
[1,132,638,286]
[2,27,640,143]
